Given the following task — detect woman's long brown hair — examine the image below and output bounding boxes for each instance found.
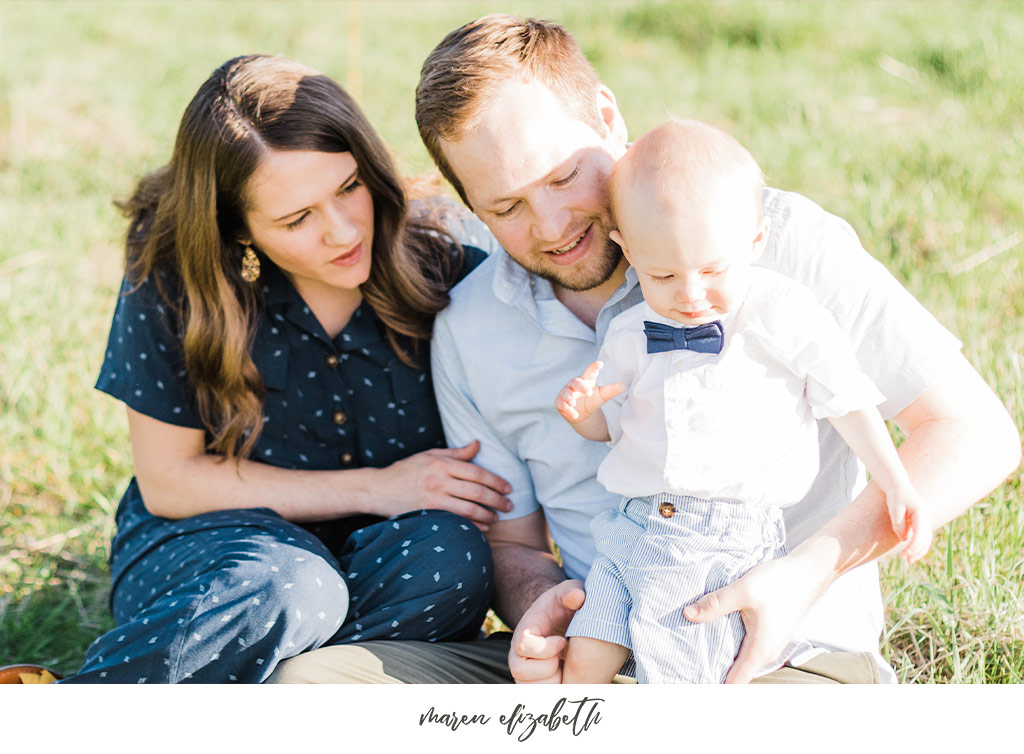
[119,55,463,461]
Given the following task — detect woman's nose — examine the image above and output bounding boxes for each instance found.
[324,206,358,247]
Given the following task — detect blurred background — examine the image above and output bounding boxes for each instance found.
[1,0,1021,681]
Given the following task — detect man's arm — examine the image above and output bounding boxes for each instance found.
[686,351,1021,683]
[432,299,588,682]
[486,511,566,626]
[487,510,586,683]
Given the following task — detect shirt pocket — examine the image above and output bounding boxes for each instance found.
[381,358,445,460]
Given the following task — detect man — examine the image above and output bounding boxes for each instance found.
[270,14,1019,684]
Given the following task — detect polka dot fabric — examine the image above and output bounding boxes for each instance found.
[65,246,493,683]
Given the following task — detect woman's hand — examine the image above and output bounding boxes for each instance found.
[367,440,514,528]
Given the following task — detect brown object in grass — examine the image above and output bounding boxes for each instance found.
[0,665,62,684]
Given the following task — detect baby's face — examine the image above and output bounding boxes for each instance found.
[612,198,767,327]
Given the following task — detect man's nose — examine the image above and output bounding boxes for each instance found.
[531,203,572,246]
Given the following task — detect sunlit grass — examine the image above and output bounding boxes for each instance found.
[1,0,1021,680]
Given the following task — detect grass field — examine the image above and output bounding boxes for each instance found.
[1,1,1021,682]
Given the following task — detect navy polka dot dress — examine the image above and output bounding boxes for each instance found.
[65,246,494,683]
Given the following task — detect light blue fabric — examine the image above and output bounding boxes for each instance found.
[432,251,643,581]
[567,494,785,684]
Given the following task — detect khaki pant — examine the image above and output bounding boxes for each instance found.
[268,632,880,684]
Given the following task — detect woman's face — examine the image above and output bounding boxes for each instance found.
[243,149,374,307]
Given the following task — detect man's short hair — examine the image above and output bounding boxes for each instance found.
[416,13,605,206]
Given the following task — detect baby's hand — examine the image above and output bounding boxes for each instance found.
[554,361,624,424]
[887,483,932,564]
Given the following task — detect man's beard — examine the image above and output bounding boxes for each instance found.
[531,227,623,293]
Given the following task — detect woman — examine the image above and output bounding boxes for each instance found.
[63,55,511,683]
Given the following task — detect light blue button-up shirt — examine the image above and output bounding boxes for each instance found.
[433,248,643,581]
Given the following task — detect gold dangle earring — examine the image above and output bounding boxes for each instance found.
[240,244,261,283]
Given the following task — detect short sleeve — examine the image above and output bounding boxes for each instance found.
[431,309,539,520]
[753,275,886,420]
[95,274,204,429]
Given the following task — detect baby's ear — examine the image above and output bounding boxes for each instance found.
[609,228,629,258]
[750,216,771,260]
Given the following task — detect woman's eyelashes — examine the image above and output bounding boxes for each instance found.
[284,178,362,231]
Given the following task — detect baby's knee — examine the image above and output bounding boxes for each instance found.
[563,636,630,684]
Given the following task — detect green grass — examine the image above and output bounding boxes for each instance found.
[1,0,1021,682]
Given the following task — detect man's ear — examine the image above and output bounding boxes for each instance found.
[751,215,770,260]
[610,229,631,262]
[596,84,628,148]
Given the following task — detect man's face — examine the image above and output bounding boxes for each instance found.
[440,78,628,292]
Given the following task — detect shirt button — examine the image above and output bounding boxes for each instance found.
[332,410,348,425]
[325,354,339,367]
[339,452,354,466]
[658,502,676,518]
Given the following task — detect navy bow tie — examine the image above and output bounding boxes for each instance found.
[643,320,724,355]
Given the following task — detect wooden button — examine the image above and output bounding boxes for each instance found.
[339,452,354,466]
[658,502,676,518]
[325,354,339,367]
[332,410,348,425]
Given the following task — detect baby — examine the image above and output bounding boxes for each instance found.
[555,119,931,684]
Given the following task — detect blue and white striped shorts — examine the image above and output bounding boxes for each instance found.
[566,493,786,683]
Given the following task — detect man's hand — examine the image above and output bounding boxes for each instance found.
[683,554,826,684]
[508,579,586,684]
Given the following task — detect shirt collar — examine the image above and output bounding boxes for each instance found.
[490,249,647,342]
[259,263,384,352]
[492,250,537,305]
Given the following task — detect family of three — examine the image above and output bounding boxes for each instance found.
[58,13,1018,684]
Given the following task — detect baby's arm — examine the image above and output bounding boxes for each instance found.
[554,361,625,442]
[828,408,932,563]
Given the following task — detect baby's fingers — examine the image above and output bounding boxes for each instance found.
[901,526,932,563]
[580,361,605,384]
[598,381,626,402]
[900,507,932,563]
[555,391,581,421]
[889,499,909,540]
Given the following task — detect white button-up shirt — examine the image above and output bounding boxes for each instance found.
[597,268,884,506]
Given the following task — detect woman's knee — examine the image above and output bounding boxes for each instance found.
[115,528,352,643]
[213,534,351,623]
[392,510,494,596]
[334,510,494,641]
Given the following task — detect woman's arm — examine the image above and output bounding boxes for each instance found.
[128,407,513,526]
